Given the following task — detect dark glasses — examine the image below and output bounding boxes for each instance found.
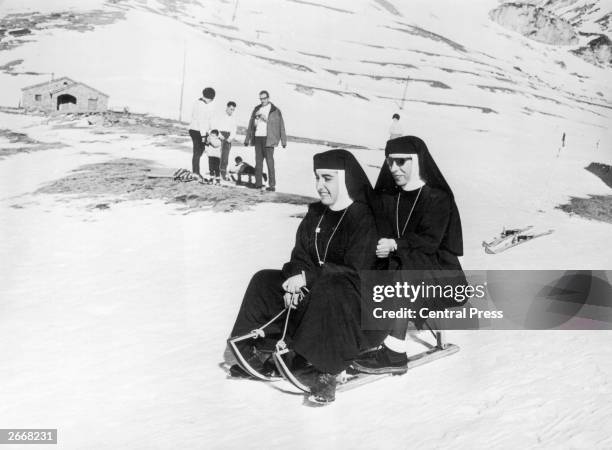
[386,156,412,167]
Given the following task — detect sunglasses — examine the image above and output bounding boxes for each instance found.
[259,96,269,100]
[386,156,412,167]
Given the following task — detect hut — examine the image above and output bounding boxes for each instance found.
[21,77,109,112]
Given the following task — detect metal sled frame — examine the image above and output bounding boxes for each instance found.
[227,308,288,382]
[273,320,460,394]
[273,347,311,393]
[228,288,310,382]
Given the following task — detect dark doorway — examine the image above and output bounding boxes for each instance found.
[57,93,77,110]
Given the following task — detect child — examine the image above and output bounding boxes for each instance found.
[206,129,222,184]
[230,156,267,186]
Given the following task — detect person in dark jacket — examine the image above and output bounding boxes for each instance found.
[243,90,287,191]
[229,149,386,404]
[353,136,466,374]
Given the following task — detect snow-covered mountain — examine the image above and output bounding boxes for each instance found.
[0,0,610,149]
[490,0,612,66]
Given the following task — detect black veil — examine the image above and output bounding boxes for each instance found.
[313,149,373,206]
[374,136,463,256]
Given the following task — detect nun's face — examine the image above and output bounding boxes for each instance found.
[387,153,413,187]
[315,169,340,205]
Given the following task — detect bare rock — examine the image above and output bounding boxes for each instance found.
[490,3,578,45]
[572,34,612,67]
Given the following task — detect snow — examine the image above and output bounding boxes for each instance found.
[1,0,612,448]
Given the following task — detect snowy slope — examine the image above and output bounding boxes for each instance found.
[1,1,612,448]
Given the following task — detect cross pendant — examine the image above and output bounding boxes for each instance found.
[318,261,324,266]
[315,227,321,233]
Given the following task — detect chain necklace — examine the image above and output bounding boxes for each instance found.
[314,206,349,266]
[395,186,423,239]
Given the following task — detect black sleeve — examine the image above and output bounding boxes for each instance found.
[396,190,451,256]
[281,206,318,282]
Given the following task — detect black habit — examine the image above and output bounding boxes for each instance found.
[230,201,386,374]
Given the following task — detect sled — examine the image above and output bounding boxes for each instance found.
[483,229,554,254]
[146,168,246,187]
[272,321,459,396]
[482,225,533,248]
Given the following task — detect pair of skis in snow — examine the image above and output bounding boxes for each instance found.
[227,308,459,403]
[482,226,554,254]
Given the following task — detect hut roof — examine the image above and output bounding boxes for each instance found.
[22,77,109,97]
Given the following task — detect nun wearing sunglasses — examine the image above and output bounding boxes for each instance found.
[353,136,466,375]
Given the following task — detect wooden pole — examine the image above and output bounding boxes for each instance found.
[178,42,186,122]
[232,0,239,22]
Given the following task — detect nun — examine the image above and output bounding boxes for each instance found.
[229,149,385,403]
[353,136,466,374]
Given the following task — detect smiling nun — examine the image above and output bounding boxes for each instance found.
[229,149,385,403]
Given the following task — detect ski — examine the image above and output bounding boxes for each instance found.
[482,226,533,248]
[484,229,554,254]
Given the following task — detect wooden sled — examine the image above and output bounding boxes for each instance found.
[272,322,460,395]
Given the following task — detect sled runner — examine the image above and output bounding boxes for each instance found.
[226,307,288,381]
[483,229,554,254]
[272,319,459,397]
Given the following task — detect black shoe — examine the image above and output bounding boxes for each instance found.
[265,186,275,192]
[229,347,278,379]
[352,345,408,375]
[308,371,337,404]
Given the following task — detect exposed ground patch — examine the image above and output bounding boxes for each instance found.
[36,158,317,213]
[557,195,612,224]
[287,0,353,14]
[0,129,67,158]
[290,83,370,101]
[324,69,451,88]
[586,162,612,189]
[522,107,565,119]
[388,23,467,52]
[197,26,274,51]
[557,163,612,224]
[247,53,314,72]
[372,0,402,16]
[298,52,331,60]
[361,60,417,69]
[376,96,497,114]
[0,10,125,52]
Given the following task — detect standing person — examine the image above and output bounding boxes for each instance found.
[215,101,237,181]
[188,87,216,179]
[244,90,287,192]
[353,136,465,374]
[389,113,403,140]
